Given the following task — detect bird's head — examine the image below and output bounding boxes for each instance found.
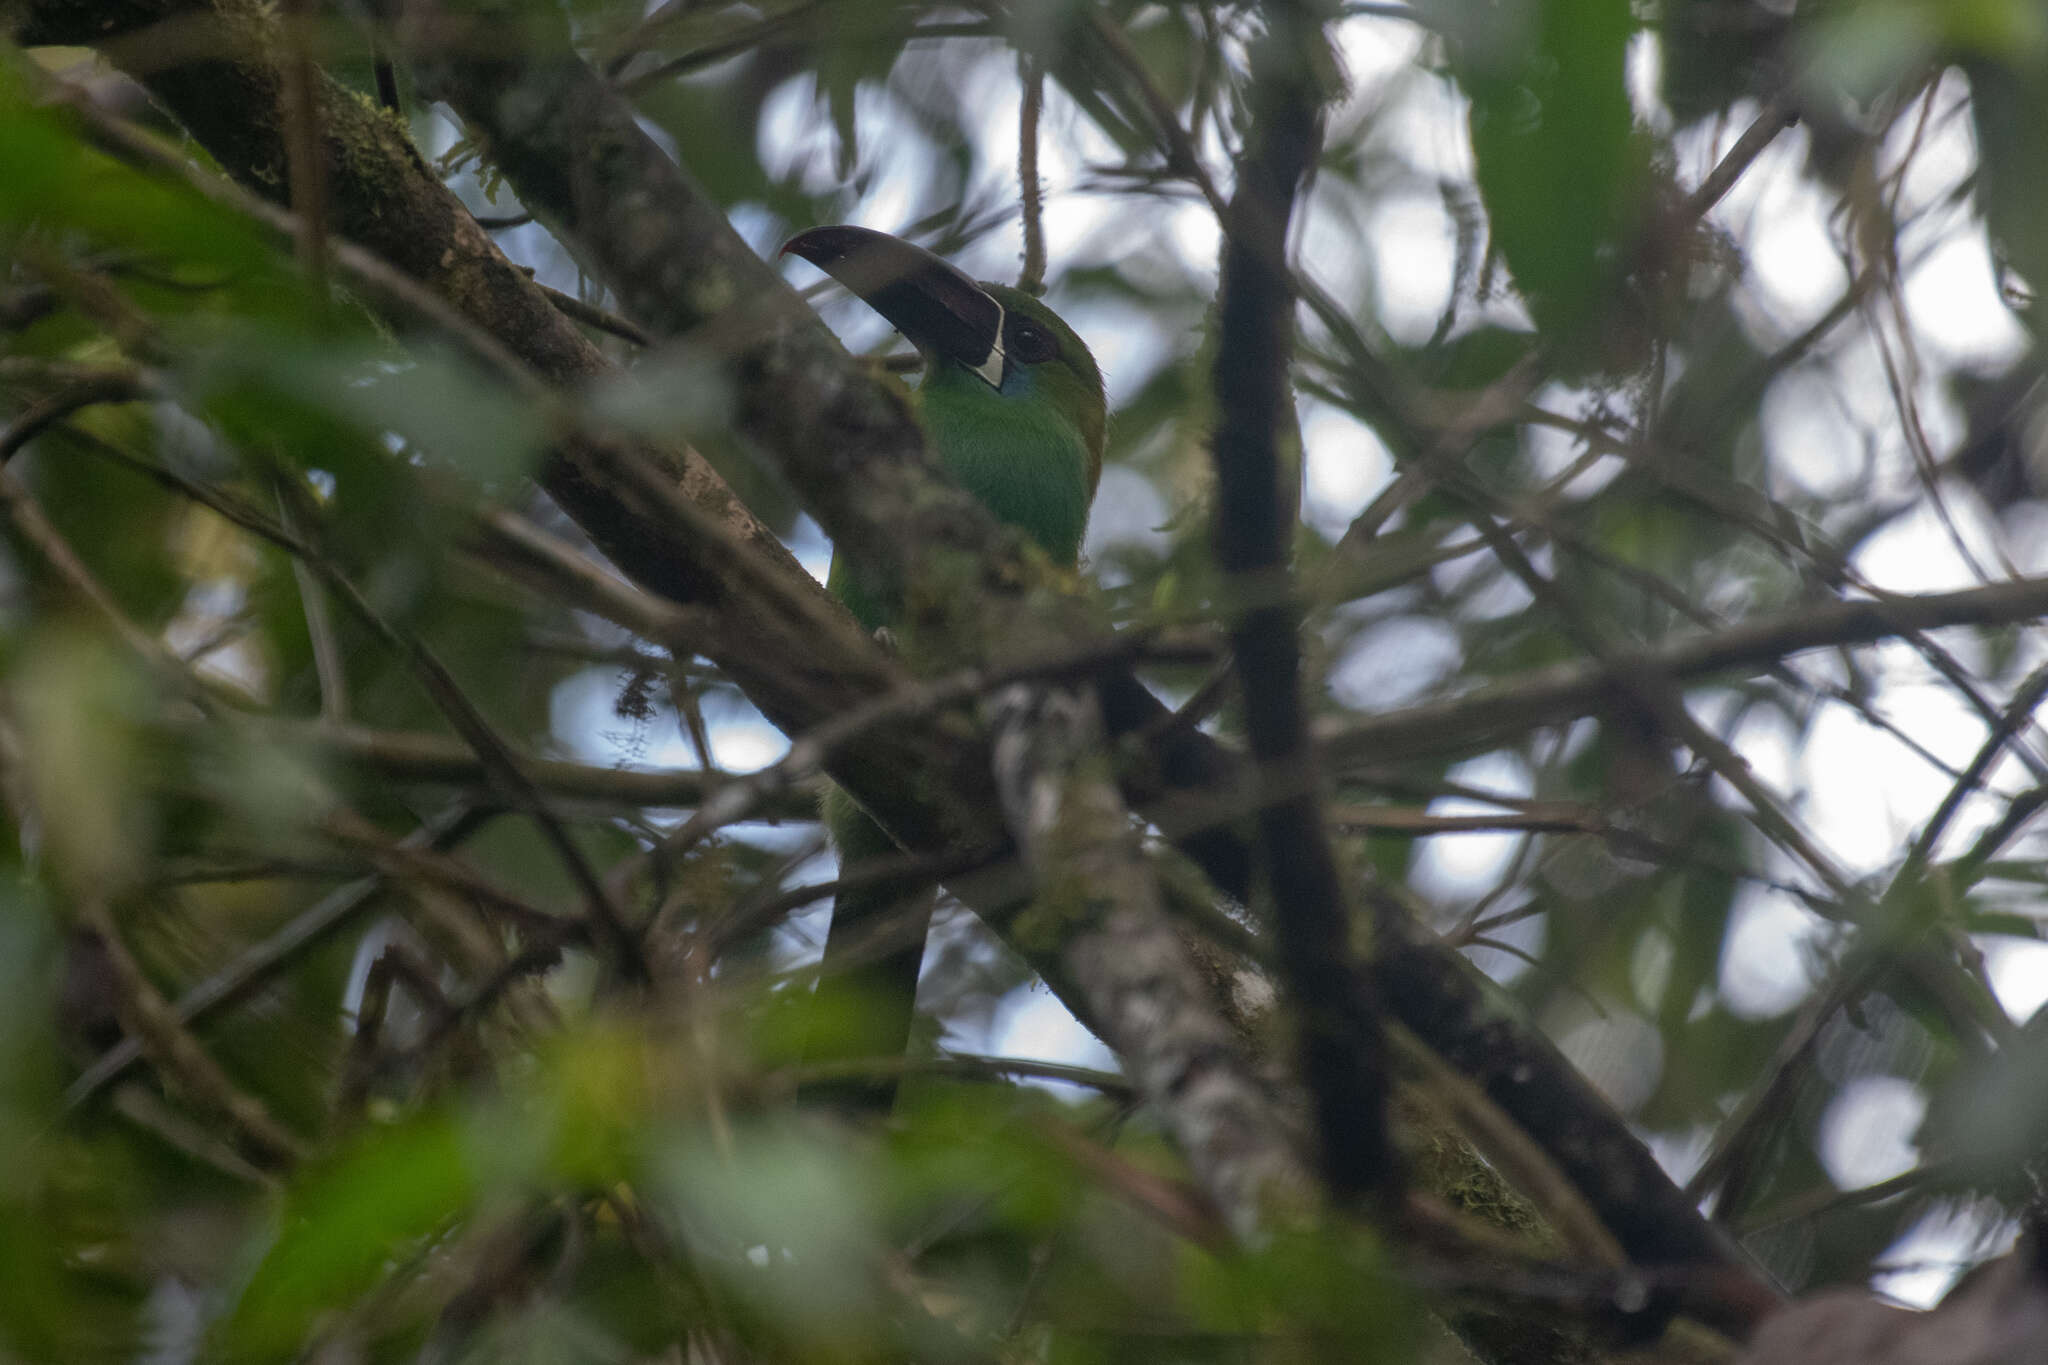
[783,225,1105,493]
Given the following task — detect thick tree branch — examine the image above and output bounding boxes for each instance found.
[13,9,1020,897]
[1209,2,1392,1206]
[397,0,1010,630]
[986,683,1310,1238]
[1370,934,1779,1335]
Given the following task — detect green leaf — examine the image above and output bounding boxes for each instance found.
[10,627,156,892]
[186,331,548,492]
[0,69,308,326]
[1967,56,2048,314]
[1447,0,1642,338]
[645,1120,890,1352]
[224,1112,477,1361]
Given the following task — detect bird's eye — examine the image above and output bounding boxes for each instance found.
[1009,320,1058,364]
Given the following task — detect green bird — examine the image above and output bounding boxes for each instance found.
[782,224,1105,1111]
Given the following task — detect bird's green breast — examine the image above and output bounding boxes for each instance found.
[918,361,1094,563]
[830,359,1095,630]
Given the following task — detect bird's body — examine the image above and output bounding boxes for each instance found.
[826,279,1103,628]
[784,228,1104,1111]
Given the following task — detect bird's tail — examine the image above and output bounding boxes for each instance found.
[800,788,937,1115]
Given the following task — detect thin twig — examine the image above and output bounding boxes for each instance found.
[1733,1156,1958,1236]
[1907,657,2048,872]
[42,77,552,402]
[52,410,701,980]
[109,1081,277,1185]
[274,472,652,984]
[1957,785,2048,871]
[468,504,713,652]
[0,459,217,713]
[783,1051,1133,1097]
[242,715,820,815]
[1458,501,1850,896]
[1323,571,2048,768]
[536,282,654,347]
[1688,953,1879,1212]
[1681,90,1797,222]
[1326,803,1606,836]
[276,480,349,721]
[614,3,820,92]
[75,898,305,1168]
[709,845,988,957]
[66,803,489,1109]
[276,0,330,293]
[1086,8,1228,218]
[1017,50,1047,296]
[406,922,584,1062]
[318,806,569,936]
[0,367,157,462]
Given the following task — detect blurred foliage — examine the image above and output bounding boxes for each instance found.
[6,0,2048,1361]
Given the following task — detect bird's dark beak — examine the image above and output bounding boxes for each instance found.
[782,225,1006,388]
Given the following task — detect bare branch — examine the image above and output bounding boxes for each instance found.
[1325,574,2048,768]
[66,804,489,1109]
[74,898,305,1168]
[1209,1,1393,1207]
[1017,49,1047,296]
